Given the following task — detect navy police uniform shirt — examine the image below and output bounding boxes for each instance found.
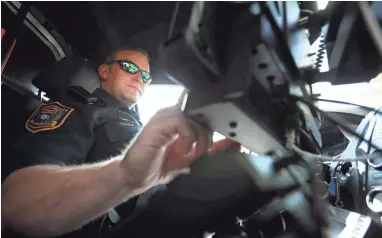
[7,88,142,171]
[4,88,143,237]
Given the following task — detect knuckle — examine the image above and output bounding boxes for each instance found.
[173,114,187,126]
[171,116,181,126]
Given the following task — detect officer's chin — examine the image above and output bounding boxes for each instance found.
[122,93,139,106]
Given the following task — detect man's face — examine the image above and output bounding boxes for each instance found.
[99,50,150,108]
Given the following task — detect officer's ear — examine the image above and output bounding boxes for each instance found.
[98,64,109,83]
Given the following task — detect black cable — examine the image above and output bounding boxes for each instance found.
[354,160,361,212]
[311,98,382,115]
[282,1,288,41]
[298,128,321,154]
[296,97,382,213]
[295,97,381,152]
[286,159,328,235]
[99,215,108,238]
[333,162,343,176]
[287,97,379,232]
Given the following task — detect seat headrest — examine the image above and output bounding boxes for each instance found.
[32,55,100,100]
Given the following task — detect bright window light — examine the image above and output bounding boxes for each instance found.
[213,132,225,142]
[317,0,329,10]
[312,73,382,110]
[138,85,185,125]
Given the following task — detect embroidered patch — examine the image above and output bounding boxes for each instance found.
[26,102,74,133]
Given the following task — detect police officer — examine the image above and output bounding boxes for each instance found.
[2,48,239,237]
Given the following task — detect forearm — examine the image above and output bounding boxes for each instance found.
[2,159,133,237]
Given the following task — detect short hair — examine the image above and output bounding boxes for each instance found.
[103,46,150,64]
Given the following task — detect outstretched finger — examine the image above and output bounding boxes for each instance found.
[188,120,212,158]
[175,89,189,110]
[172,115,198,155]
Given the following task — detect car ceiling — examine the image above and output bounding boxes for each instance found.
[17,2,194,85]
[35,1,381,85]
[32,2,192,64]
[3,2,381,87]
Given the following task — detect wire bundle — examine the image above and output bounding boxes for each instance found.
[292,97,381,162]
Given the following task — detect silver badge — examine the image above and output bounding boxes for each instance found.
[40,114,50,120]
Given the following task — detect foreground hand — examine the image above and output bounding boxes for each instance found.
[164,137,241,172]
[121,90,240,193]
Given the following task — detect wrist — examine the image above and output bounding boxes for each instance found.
[102,160,132,194]
[107,158,147,198]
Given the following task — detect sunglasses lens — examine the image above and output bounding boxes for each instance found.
[122,61,139,74]
[119,61,151,84]
[141,71,152,83]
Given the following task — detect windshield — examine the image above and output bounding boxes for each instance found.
[313,73,382,110]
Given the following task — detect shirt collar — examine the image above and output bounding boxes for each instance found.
[92,88,124,108]
[92,88,141,121]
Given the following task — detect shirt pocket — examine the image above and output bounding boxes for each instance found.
[104,120,140,144]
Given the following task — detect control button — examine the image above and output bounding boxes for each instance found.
[367,152,382,170]
[366,187,382,213]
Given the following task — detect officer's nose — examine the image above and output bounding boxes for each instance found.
[133,73,144,85]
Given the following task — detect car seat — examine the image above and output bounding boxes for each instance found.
[32,54,100,101]
[2,54,100,181]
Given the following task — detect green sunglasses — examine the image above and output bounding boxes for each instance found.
[107,60,152,84]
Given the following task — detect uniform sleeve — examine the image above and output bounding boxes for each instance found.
[4,102,95,179]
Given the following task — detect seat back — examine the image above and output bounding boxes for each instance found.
[32,54,100,101]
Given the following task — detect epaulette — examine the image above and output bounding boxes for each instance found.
[66,86,99,105]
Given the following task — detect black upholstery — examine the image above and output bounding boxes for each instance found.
[32,55,100,100]
[1,84,42,182]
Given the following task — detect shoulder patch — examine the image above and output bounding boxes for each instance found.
[26,102,74,133]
